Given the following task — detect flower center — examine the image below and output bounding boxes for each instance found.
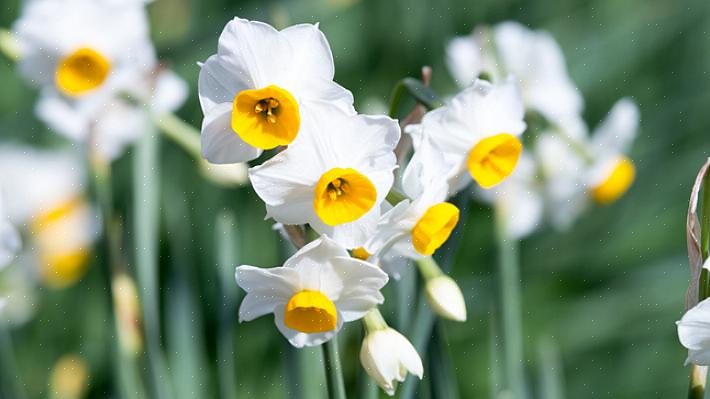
[590,156,635,204]
[232,85,300,149]
[55,48,111,97]
[351,247,372,260]
[466,133,523,189]
[411,202,460,255]
[313,168,377,226]
[31,197,91,288]
[284,290,338,333]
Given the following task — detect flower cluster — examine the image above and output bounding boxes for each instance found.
[447,21,640,238]
[196,17,556,395]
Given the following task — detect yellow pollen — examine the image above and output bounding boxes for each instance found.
[55,47,111,97]
[351,247,371,260]
[314,168,377,226]
[284,290,338,333]
[232,85,300,149]
[590,156,635,204]
[466,133,523,189]
[411,202,460,255]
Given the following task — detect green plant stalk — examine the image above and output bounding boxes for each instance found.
[495,206,525,399]
[429,323,460,399]
[151,112,202,160]
[388,77,441,118]
[689,172,710,399]
[536,337,565,399]
[322,334,347,399]
[0,325,26,399]
[217,212,239,399]
[133,125,174,399]
[91,157,147,399]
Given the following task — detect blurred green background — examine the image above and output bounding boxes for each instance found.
[1,0,709,397]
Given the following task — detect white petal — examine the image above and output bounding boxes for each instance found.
[35,91,90,143]
[235,265,298,322]
[0,220,20,269]
[590,98,640,156]
[445,36,482,88]
[151,69,188,112]
[679,298,710,365]
[330,257,388,321]
[201,102,262,164]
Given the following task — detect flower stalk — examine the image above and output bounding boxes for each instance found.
[689,168,710,399]
[495,205,526,398]
[323,335,347,399]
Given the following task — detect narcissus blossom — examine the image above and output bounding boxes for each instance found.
[360,310,423,396]
[366,145,459,261]
[584,98,640,205]
[0,145,98,288]
[0,191,21,269]
[14,0,154,99]
[235,235,388,347]
[36,69,188,161]
[678,297,710,365]
[446,21,582,125]
[406,78,526,192]
[198,17,355,164]
[250,105,399,248]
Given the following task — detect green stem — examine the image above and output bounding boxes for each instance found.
[216,212,239,399]
[133,125,174,399]
[0,325,26,399]
[495,206,525,399]
[416,256,443,281]
[690,169,710,399]
[362,308,388,334]
[322,335,347,399]
[688,365,707,399]
[150,112,201,160]
[536,337,565,399]
[0,29,19,61]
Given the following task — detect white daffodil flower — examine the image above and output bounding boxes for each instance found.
[406,78,526,193]
[198,17,355,164]
[584,98,640,205]
[0,145,98,288]
[360,309,423,396]
[678,297,710,365]
[0,191,21,269]
[14,0,154,100]
[475,152,544,240]
[36,69,188,161]
[235,235,388,348]
[249,104,399,249]
[446,21,583,125]
[365,145,459,264]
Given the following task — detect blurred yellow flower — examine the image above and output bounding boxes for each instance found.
[49,354,89,399]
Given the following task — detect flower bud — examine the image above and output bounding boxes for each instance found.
[360,327,423,396]
[49,354,88,399]
[112,273,143,356]
[425,275,467,321]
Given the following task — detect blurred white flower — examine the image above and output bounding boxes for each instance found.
[249,104,399,249]
[406,78,526,192]
[0,191,21,269]
[235,235,388,347]
[0,145,98,288]
[360,310,423,396]
[14,0,154,99]
[678,297,710,365]
[36,69,188,161]
[198,17,355,164]
[476,152,544,240]
[446,21,583,125]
